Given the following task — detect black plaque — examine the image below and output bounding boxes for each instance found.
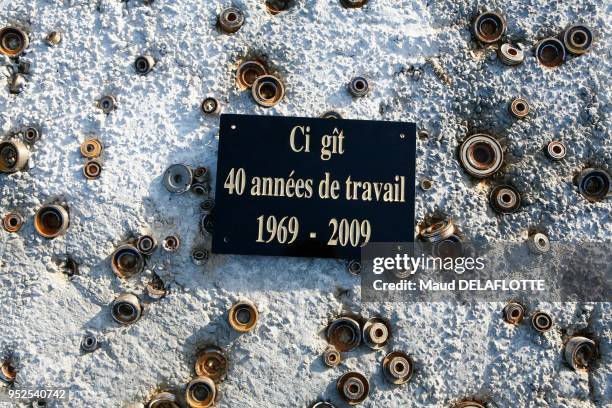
[212,114,416,259]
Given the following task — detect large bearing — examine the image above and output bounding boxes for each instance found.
[472,12,506,44]
[252,75,285,107]
[195,346,228,382]
[382,351,413,385]
[0,140,29,173]
[327,317,361,352]
[111,244,145,278]
[420,218,455,242]
[236,60,267,90]
[136,234,157,255]
[362,317,390,350]
[0,26,29,57]
[185,376,216,408]
[111,293,142,325]
[148,392,179,408]
[228,300,259,333]
[336,371,369,405]
[531,311,553,333]
[546,141,566,161]
[459,134,503,178]
[34,204,70,239]
[562,25,593,55]
[502,302,525,325]
[564,336,597,371]
[497,43,524,66]
[163,164,193,193]
[535,38,565,68]
[219,7,244,33]
[489,185,521,214]
[576,168,610,202]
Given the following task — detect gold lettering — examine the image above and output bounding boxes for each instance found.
[290,125,310,153]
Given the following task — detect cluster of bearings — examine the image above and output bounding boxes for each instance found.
[80,138,103,180]
[502,301,553,333]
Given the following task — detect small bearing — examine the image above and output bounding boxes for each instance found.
[489,185,521,214]
[146,275,166,300]
[195,346,228,382]
[431,234,464,259]
[134,55,155,75]
[531,311,553,333]
[564,336,597,371]
[201,214,213,235]
[346,259,361,275]
[252,75,285,107]
[535,38,566,68]
[0,140,29,173]
[191,182,211,196]
[236,60,267,90]
[0,360,17,383]
[111,244,145,278]
[148,392,179,408]
[45,31,62,46]
[336,371,369,405]
[111,293,142,325]
[23,127,40,144]
[497,43,524,66]
[80,334,98,353]
[455,402,485,408]
[266,0,292,15]
[60,256,79,277]
[420,218,455,242]
[527,232,550,255]
[219,7,244,33]
[320,110,343,119]
[509,98,530,119]
[502,302,525,325]
[327,316,361,352]
[200,199,215,213]
[323,347,341,368]
[136,234,157,255]
[311,403,337,408]
[459,133,504,178]
[340,0,368,8]
[162,235,181,252]
[576,168,610,202]
[83,159,102,180]
[382,351,413,385]
[163,164,193,194]
[420,179,433,191]
[546,141,566,161]
[34,204,70,239]
[80,139,103,158]
[193,166,209,183]
[348,76,369,97]
[228,300,259,333]
[2,213,24,233]
[472,11,506,44]
[191,248,209,266]
[97,95,117,113]
[185,376,216,408]
[201,97,221,115]
[362,317,390,350]
[0,26,29,57]
[32,399,47,407]
[562,25,593,55]
[9,73,26,94]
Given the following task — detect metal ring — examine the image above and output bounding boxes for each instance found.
[509,98,530,119]
[546,141,566,161]
[348,76,369,97]
[420,179,433,191]
[0,360,16,383]
[162,235,181,252]
[311,403,337,408]
[502,302,525,325]
[134,55,155,75]
[45,31,61,46]
[236,61,267,90]
[323,347,341,368]
[576,168,610,202]
[80,139,103,158]
[201,214,213,235]
[431,234,464,258]
[252,75,285,107]
[346,259,361,275]
[201,97,221,115]
[2,213,24,233]
[498,43,524,66]
[327,317,361,352]
[193,167,209,183]
[80,334,98,353]
[136,235,157,255]
[362,317,390,350]
[535,38,566,68]
[455,402,485,408]
[34,204,70,239]
[0,26,29,57]
[148,392,179,408]
[195,346,228,382]
[489,185,521,214]
[527,232,550,255]
[83,159,102,180]
[163,164,193,193]
[266,0,292,15]
[564,336,597,371]
[23,127,40,144]
[340,0,368,8]
[336,371,369,404]
[219,7,244,33]
[531,311,553,333]
[111,293,142,325]
[472,11,506,44]
[420,218,455,242]
[146,275,166,300]
[228,300,259,333]
[185,376,216,408]
[382,351,413,385]
[98,95,117,113]
[191,248,209,266]
[191,183,211,196]
[459,133,503,178]
[0,140,29,173]
[562,25,593,55]
[111,244,145,278]
[320,110,343,119]
[200,199,215,213]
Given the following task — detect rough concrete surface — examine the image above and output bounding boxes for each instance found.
[0,0,610,407]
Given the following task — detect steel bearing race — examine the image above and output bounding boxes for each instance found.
[228,300,259,333]
[535,38,566,68]
[252,75,285,107]
[134,55,155,75]
[472,11,506,44]
[489,185,521,214]
[34,204,69,239]
[200,199,215,212]
[3,213,24,233]
[546,141,566,161]
[311,403,337,408]
[201,97,221,115]
[502,302,525,325]
[348,76,369,97]
[136,234,157,255]
[346,259,361,275]
[382,351,414,385]
[431,234,464,258]
[191,248,209,266]
[111,244,144,278]
[531,311,553,333]
[23,127,40,144]
[420,218,455,242]
[509,98,530,119]
[163,164,193,193]
[498,43,524,66]
[201,214,213,235]
[163,235,180,252]
[336,371,369,405]
[323,347,341,368]
[148,392,179,408]
[420,179,433,191]
[195,346,228,382]
[83,159,102,180]
[192,166,209,183]
[80,334,98,353]
[527,232,550,255]
[564,336,597,371]
[236,60,267,90]
[340,0,368,8]
[576,168,610,202]
[191,182,210,196]
[98,95,117,113]
[362,317,390,350]
[0,26,29,57]
[562,25,593,55]
[185,376,216,408]
[459,134,504,178]
[321,110,343,119]
[111,293,142,325]
[0,360,16,383]
[327,317,361,352]
[0,140,29,173]
[80,139,103,158]
[219,7,244,33]
[146,275,166,300]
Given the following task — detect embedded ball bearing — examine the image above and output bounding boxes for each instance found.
[228,300,259,333]
[2,213,24,233]
[420,217,455,242]
[459,134,504,178]
[111,244,145,278]
[236,60,267,90]
[163,234,181,252]
[252,75,285,107]
[80,139,103,158]
[531,311,553,333]
[0,26,29,57]
[195,346,228,382]
[146,275,166,300]
[420,179,433,191]
[527,232,550,255]
[136,234,157,255]
[201,97,221,115]
[219,7,244,33]
[498,43,525,66]
[34,204,70,239]
[348,76,369,97]
[83,159,102,180]
[191,183,210,196]
[45,31,62,46]
[0,360,16,383]
[562,25,593,55]
[576,168,610,202]
[0,140,29,173]
[320,110,343,119]
[489,185,521,214]
[382,351,413,385]
[98,95,117,113]
[431,234,464,258]
[535,38,566,68]
[502,302,525,325]
[472,12,506,44]
[546,141,567,161]
[509,98,530,119]
[340,0,368,8]
[266,0,292,15]
[111,293,142,325]
[323,347,341,368]
[201,214,214,235]
[193,166,209,183]
[327,317,361,352]
[185,376,216,408]
[346,259,361,275]
[191,248,209,266]
[148,392,180,408]
[163,164,193,193]
[200,199,215,213]
[564,336,597,371]
[134,55,155,75]
[24,127,40,144]
[336,371,369,404]
[80,334,98,353]
[362,317,390,350]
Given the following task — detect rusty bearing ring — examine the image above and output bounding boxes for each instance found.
[0,140,29,173]
[502,302,525,325]
[336,371,369,405]
[80,139,103,158]
[327,317,361,352]
[111,244,144,278]
[0,360,16,383]
[531,311,553,333]
[455,402,485,408]
[546,141,566,161]
[228,300,258,333]
[23,127,40,144]
[346,259,361,275]
[98,95,117,113]
[472,12,506,44]
[340,0,368,8]
[576,168,610,202]
[195,346,228,382]
[146,275,166,300]
[489,185,521,214]
[252,75,285,107]
[323,347,341,368]
[2,213,24,233]
[185,376,216,408]
[136,235,157,255]
[191,248,209,266]
[535,38,566,68]
[163,235,180,252]
[348,76,369,97]
[201,97,221,115]
[498,43,524,66]
[362,317,390,350]
[34,204,69,239]
[83,159,102,180]
[148,392,179,408]
[200,199,215,212]
[320,110,343,119]
[459,134,503,178]
[527,232,550,255]
[420,218,455,242]
[382,351,413,385]
[0,26,29,57]
[80,334,98,353]
[564,336,597,371]
[135,55,155,75]
[236,61,267,90]
[219,7,244,33]
[111,293,142,325]
[509,98,530,119]
[266,0,292,15]
[562,25,593,55]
